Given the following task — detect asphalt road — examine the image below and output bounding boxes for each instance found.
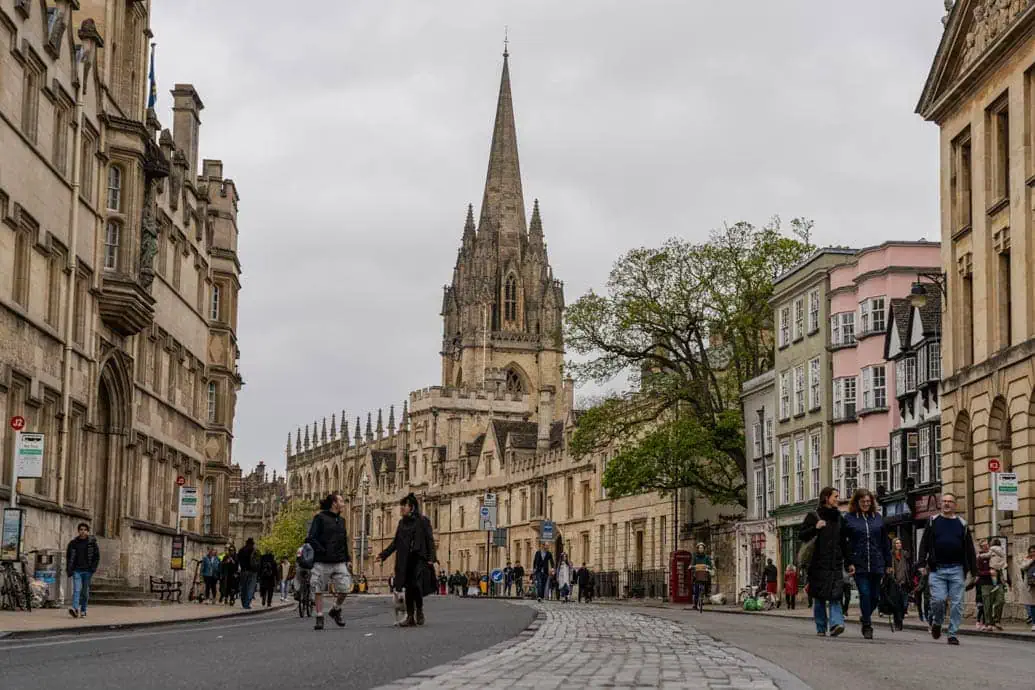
[627,607,1035,690]
[0,596,535,690]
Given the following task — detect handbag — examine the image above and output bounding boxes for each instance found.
[416,560,437,597]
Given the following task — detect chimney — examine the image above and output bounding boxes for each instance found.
[171,84,204,179]
[537,386,555,452]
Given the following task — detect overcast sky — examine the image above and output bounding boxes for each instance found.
[148,1,946,475]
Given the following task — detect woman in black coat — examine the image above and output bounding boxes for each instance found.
[798,486,850,637]
[376,493,437,627]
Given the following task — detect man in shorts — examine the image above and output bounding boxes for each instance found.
[306,492,352,630]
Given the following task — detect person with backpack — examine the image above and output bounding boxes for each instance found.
[307,492,352,631]
[798,486,850,637]
[917,492,977,646]
[843,488,892,640]
[1019,544,1035,632]
[258,550,278,607]
[237,538,260,609]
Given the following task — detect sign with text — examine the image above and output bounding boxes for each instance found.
[178,486,199,518]
[541,520,555,543]
[996,472,1018,511]
[480,492,498,531]
[170,534,185,571]
[15,432,45,478]
[1,508,24,562]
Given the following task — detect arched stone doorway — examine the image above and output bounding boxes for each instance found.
[94,353,132,538]
[987,396,1013,535]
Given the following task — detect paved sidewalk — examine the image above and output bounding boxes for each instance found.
[592,598,1035,641]
[0,600,291,638]
[377,601,794,689]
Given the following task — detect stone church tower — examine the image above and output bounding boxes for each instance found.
[440,50,565,403]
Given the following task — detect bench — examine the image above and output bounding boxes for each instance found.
[149,576,183,602]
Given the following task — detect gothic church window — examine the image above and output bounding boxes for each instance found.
[504,275,518,323]
[505,368,523,394]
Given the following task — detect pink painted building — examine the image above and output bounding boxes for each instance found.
[828,242,941,500]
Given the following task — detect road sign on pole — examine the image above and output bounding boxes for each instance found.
[176,475,186,487]
[988,458,1001,473]
[15,432,45,479]
[480,493,497,531]
[178,486,199,518]
[541,520,555,542]
[10,416,25,431]
[996,472,1018,511]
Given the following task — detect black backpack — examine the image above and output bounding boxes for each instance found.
[260,559,275,578]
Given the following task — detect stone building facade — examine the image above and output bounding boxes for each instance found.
[738,370,776,594]
[0,1,242,585]
[286,52,739,595]
[917,0,1035,605]
[228,461,285,547]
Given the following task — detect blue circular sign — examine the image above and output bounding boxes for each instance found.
[491,569,503,583]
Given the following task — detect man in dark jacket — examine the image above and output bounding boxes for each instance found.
[66,522,100,618]
[576,564,592,603]
[513,562,526,597]
[533,545,554,602]
[237,538,259,610]
[307,492,352,630]
[918,492,977,646]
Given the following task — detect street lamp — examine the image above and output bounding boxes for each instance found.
[359,472,370,577]
[909,271,947,309]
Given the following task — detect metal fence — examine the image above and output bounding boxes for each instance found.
[595,569,669,601]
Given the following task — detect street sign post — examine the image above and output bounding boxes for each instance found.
[541,520,555,543]
[997,472,1019,511]
[178,486,199,518]
[170,534,185,571]
[10,416,25,431]
[15,432,45,479]
[988,458,1002,473]
[176,475,186,487]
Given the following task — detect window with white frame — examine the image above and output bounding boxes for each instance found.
[906,431,920,483]
[766,463,775,511]
[808,357,821,410]
[874,447,889,491]
[104,221,120,271]
[795,436,806,502]
[809,432,821,499]
[832,456,843,496]
[861,365,886,410]
[932,428,942,479]
[859,300,870,335]
[210,284,221,321]
[794,298,805,341]
[752,422,763,459]
[808,290,820,333]
[780,440,791,504]
[917,346,927,386]
[844,455,858,495]
[765,418,774,455]
[779,371,791,420]
[903,356,917,394]
[919,426,931,484]
[860,449,873,490]
[754,469,764,519]
[927,341,941,381]
[207,381,218,423]
[779,306,791,347]
[833,376,857,420]
[830,312,856,346]
[891,435,903,491]
[107,165,123,212]
[859,297,886,336]
[794,365,805,415]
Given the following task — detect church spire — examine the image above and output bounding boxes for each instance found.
[479,49,526,238]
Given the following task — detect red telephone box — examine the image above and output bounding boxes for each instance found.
[669,550,692,603]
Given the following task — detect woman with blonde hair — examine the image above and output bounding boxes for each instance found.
[843,487,891,639]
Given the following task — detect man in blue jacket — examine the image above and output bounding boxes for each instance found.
[200,548,221,603]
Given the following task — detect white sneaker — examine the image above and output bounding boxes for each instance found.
[1030,624,1035,632]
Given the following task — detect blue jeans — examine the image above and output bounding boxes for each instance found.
[853,572,883,626]
[239,571,258,609]
[928,564,965,637]
[1026,604,1035,622]
[71,570,93,613]
[813,598,844,633]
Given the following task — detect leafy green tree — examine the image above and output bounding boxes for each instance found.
[565,217,814,507]
[258,500,317,559]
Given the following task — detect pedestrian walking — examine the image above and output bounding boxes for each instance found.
[1019,545,1035,632]
[376,493,437,627]
[843,488,892,640]
[200,548,220,604]
[219,545,239,605]
[888,538,913,630]
[784,564,799,610]
[576,564,591,603]
[307,492,352,630]
[237,538,260,609]
[557,555,573,602]
[439,570,448,596]
[504,561,514,597]
[258,550,278,607]
[533,545,554,602]
[917,492,977,646]
[763,558,779,607]
[279,556,291,601]
[975,538,1005,631]
[65,522,100,618]
[798,487,849,637]
[513,562,525,598]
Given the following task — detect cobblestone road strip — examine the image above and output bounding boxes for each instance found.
[376,602,792,689]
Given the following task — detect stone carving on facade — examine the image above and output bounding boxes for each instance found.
[960,0,1034,72]
[138,134,170,291]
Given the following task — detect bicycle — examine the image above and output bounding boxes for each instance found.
[692,581,706,612]
[296,568,313,618]
[0,557,33,612]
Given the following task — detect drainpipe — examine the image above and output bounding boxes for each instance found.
[58,27,99,507]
